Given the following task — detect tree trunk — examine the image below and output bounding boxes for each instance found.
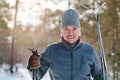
[9,0,18,73]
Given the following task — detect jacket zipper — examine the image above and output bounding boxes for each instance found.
[70,52,73,80]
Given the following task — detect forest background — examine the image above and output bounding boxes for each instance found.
[0,0,120,79]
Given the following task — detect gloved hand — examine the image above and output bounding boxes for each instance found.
[27,54,40,70]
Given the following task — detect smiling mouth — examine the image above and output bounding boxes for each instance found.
[67,35,75,39]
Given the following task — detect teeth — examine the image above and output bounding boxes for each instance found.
[67,35,74,39]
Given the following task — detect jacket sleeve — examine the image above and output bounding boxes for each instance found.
[91,48,105,80]
[37,47,52,79]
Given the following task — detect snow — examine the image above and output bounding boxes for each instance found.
[0,68,32,80]
[0,64,113,80]
[0,64,50,80]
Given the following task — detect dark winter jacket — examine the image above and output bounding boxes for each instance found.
[38,39,105,80]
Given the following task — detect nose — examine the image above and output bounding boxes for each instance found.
[68,30,73,35]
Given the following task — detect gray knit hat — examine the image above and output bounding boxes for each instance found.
[61,9,80,28]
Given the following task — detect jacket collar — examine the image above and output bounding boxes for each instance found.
[61,37,82,52]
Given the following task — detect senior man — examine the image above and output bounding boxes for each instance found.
[28,9,106,80]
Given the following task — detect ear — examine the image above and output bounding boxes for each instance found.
[79,28,81,36]
[80,31,81,36]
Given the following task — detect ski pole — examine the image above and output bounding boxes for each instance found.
[93,13,108,80]
[81,1,107,79]
[28,48,39,80]
[32,69,38,80]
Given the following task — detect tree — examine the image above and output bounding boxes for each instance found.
[105,0,120,79]
[9,0,19,73]
[36,9,62,49]
[0,0,11,64]
[15,24,34,65]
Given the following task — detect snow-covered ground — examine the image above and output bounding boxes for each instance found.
[0,64,113,80]
[0,64,50,80]
[0,68,32,80]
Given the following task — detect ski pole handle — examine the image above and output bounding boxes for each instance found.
[28,48,38,55]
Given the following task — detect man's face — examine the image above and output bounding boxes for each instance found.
[61,26,81,44]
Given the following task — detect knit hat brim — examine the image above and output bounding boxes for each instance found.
[61,9,80,28]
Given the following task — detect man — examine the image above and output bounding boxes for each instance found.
[28,9,105,80]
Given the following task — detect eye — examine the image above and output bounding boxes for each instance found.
[73,27,77,30]
[64,27,70,31]
[63,27,68,30]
